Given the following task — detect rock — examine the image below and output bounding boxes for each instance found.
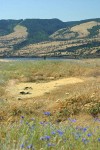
[19,91,31,95]
[24,87,33,90]
[20,91,26,95]
[18,98,22,100]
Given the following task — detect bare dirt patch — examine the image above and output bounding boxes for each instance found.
[6,77,83,99]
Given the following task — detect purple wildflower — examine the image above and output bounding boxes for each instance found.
[45,135,50,140]
[68,118,76,123]
[47,143,55,147]
[31,118,35,121]
[40,121,45,125]
[40,135,50,141]
[82,138,89,144]
[57,130,64,136]
[20,144,24,149]
[83,127,87,132]
[21,116,24,119]
[44,112,51,116]
[87,133,92,137]
[51,131,56,135]
[98,138,100,142]
[40,136,45,140]
[27,144,34,149]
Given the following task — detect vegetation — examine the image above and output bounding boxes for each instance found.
[0,19,22,36]
[1,114,100,150]
[21,18,67,43]
[0,59,100,149]
[0,18,100,57]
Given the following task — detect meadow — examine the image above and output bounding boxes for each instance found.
[0,58,100,150]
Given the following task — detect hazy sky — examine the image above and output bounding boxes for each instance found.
[0,0,99,21]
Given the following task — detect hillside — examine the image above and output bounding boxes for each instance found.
[0,18,100,58]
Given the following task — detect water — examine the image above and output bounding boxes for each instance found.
[0,57,78,61]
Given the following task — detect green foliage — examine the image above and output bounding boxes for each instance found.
[0,116,100,150]
[0,19,22,36]
[21,18,67,43]
[88,25,100,38]
[89,103,100,117]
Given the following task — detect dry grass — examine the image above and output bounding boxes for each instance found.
[50,21,100,40]
[0,25,28,54]
[0,59,100,123]
[71,21,100,38]
[0,25,27,40]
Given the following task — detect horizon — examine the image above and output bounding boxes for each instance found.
[0,17,100,23]
[0,0,99,22]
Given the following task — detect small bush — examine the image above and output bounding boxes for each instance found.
[89,103,100,117]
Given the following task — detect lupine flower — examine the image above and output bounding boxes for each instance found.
[83,127,87,132]
[44,112,51,116]
[87,133,92,137]
[31,118,35,121]
[40,135,50,141]
[47,143,55,147]
[51,131,56,135]
[68,118,76,123]
[20,144,24,149]
[40,136,45,140]
[21,116,24,119]
[40,121,48,126]
[73,133,81,140]
[93,118,100,122]
[45,135,50,140]
[29,124,34,130]
[20,116,24,124]
[82,138,89,144]
[98,138,100,142]
[27,144,34,149]
[40,121,45,125]
[57,130,64,136]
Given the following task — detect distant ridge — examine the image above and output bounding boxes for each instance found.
[0,18,100,58]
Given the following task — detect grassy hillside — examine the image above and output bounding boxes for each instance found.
[0,19,22,36]
[21,18,67,43]
[0,18,100,58]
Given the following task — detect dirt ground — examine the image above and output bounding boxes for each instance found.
[6,77,84,99]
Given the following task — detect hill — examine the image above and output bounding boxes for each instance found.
[0,18,100,58]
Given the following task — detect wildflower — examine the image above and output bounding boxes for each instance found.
[21,116,24,119]
[57,130,64,136]
[98,138,100,142]
[47,143,55,147]
[26,122,29,125]
[27,144,34,149]
[20,144,24,149]
[82,138,89,144]
[20,116,24,124]
[44,112,51,116]
[51,131,56,135]
[74,133,81,140]
[40,135,50,141]
[93,118,100,122]
[40,121,45,125]
[83,127,87,132]
[68,118,76,123]
[45,135,50,141]
[87,133,92,137]
[31,118,35,121]
[40,136,45,140]
[29,124,34,130]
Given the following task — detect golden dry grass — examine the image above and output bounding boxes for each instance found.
[0,25,27,40]
[71,21,100,38]
[0,59,100,123]
[50,21,100,40]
